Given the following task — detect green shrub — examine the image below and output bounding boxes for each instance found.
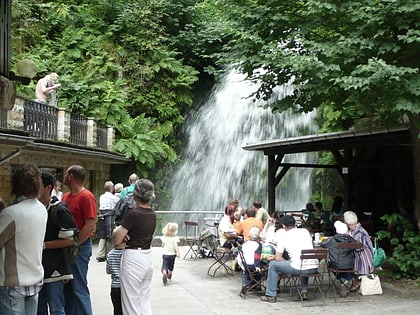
[377,213,420,279]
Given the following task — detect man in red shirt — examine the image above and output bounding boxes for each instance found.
[62,165,97,315]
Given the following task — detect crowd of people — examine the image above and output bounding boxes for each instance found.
[213,196,377,303]
[0,165,156,315]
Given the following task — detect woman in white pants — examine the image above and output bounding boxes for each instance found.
[114,179,156,315]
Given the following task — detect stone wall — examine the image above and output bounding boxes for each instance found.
[0,151,112,206]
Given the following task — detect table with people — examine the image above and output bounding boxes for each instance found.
[211,198,375,304]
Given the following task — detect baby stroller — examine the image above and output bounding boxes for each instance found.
[198,228,218,258]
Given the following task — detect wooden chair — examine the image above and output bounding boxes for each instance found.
[183,221,199,260]
[327,242,363,302]
[291,248,329,306]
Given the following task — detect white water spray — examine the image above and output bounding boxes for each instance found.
[169,69,318,212]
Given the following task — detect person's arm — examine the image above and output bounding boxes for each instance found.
[175,241,180,258]
[44,239,73,250]
[114,225,129,245]
[78,218,96,244]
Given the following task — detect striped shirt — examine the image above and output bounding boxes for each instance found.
[106,248,123,288]
[350,223,374,275]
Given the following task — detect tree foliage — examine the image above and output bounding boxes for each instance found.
[11,0,199,173]
[203,0,419,125]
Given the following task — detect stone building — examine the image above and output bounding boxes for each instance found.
[0,96,130,205]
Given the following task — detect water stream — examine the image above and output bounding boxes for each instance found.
[168,69,318,216]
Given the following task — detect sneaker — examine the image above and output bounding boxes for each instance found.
[260,295,276,303]
[162,272,168,286]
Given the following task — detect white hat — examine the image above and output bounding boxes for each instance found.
[334,220,348,234]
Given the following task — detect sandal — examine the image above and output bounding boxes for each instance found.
[260,295,277,303]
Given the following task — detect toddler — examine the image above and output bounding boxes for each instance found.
[160,222,180,285]
[106,241,125,315]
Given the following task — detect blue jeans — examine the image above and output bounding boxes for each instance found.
[64,239,93,315]
[0,287,38,315]
[37,281,65,315]
[265,260,318,297]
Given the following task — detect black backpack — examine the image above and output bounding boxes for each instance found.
[114,193,136,226]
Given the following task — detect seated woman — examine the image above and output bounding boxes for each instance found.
[344,210,374,291]
[218,204,239,248]
[321,220,357,296]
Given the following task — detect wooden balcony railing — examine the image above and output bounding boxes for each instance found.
[0,96,115,151]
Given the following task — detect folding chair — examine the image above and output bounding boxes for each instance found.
[237,248,267,298]
[291,248,329,306]
[327,242,363,302]
[207,236,234,277]
[183,221,199,260]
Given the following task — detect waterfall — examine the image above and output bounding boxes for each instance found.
[169,69,318,213]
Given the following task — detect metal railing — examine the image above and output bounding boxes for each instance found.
[23,100,58,140]
[154,210,224,237]
[0,109,6,129]
[96,125,108,150]
[69,113,87,146]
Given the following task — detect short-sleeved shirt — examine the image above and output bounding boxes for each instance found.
[121,207,156,250]
[161,236,180,255]
[235,217,263,241]
[276,227,318,270]
[62,189,97,232]
[256,207,270,225]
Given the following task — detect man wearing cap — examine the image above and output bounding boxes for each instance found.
[261,215,318,303]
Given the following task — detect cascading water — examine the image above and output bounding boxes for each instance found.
[169,69,318,215]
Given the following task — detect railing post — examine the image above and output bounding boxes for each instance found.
[86,117,96,147]
[106,125,114,151]
[7,96,24,130]
[57,107,71,142]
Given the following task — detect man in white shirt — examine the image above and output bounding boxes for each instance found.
[96,181,120,262]
[261,215,318,303]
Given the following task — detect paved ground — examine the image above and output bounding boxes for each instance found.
[88,244,420,315]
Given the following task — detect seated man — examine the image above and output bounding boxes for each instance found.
[235,208,263,241]
[261,215,318,303]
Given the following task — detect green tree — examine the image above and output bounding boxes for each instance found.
[202,0,420,226]
[11,0,198,174]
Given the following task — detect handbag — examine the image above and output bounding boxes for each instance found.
[359,274,383,295]
[373,238,386,268]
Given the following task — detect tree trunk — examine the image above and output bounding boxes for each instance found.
[408,113,420,230]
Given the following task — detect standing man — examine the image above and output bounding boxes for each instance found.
[35,72,61,105]
[96,181,119,262]
[37,173,77,315]
[119,173,139,199]
[63,165,97,315]
[253,201,270,225]
[0,164,48,315]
